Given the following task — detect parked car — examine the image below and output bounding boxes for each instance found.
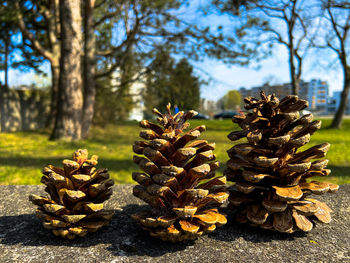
[192,112,210,120]
[214,111,238,119]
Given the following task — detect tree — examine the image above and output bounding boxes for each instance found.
[82,0,96,137]
[15,0,61,127]
[314,0,350,129]
[82,0,139,136]
[89,0,255,134]
[93,78,120,126]
[144,49,200,113]
[223,90,241,110]
[214,0,312,95]
[172,58,201,110]
[0,3,18,88]
[0,2,18,132]
[9,0,259,139]
[50,0,83,140]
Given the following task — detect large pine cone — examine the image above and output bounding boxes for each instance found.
[226,92,339,233]
[29,149,114,239]
[132,104,228,242]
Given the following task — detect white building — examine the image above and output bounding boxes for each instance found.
[307,79,328,113]
[128,80,145,121]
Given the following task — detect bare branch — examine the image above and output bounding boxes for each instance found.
[95,1,140,79]
[15,1,53,62]
[326,3,343,40]
[268,28,289,46]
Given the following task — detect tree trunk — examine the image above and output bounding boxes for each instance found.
[1,33,10,132]
[46,63,60,127]
[82,0,96,138]
[46,0,61,128]
[51,0,83,140]
[0,85,5,132]
[287,14,299,96]
[331,68,350,129]
[4,37,9,88]
[288,42,299,95]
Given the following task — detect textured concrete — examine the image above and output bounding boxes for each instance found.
[0,185,349,263]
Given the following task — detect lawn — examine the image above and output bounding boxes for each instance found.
[0,118,349,185]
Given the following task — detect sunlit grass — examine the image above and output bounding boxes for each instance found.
[0,118,349,185]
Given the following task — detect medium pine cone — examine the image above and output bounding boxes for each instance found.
[29,149,114,239]
[226,92,339,233]
[132,104,228,242]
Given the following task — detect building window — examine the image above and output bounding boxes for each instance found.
[318,90,326,94]
[317,99,326,104]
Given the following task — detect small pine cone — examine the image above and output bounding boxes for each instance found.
[29,149,114,239]
[226,92,339,233]
[132,103,228,242]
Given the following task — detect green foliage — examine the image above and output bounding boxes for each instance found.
[93,77,134,126]
[10,1,49,74]
[223,90,241,110]
[94,47,140,126]
[0,1,18,81]
[93,79,118,126]
[144,49,200,114]
[0,118,349,185]
[212,0,256,15]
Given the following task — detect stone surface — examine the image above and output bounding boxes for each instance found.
[0,185,349,263]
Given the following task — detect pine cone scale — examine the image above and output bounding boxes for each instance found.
[132,104,228,242]
[227,92,338,233]
[29,149,114,239]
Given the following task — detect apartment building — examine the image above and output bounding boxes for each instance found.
[308,79,328,113]
[239,84,289,100]
[239,79,329,114]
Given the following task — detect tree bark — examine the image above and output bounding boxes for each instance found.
[15,0,61,129]
[82,0,96,138]
[51,0,83,140]
[46,62,60,127]
[288,53,300,95]
[46,0,61,128]
[289,61,300,96]
[1,32,10,132]
[4,36,9,88]
[331,68,350,129]
[288,26,299,96]
[0,84,5,132]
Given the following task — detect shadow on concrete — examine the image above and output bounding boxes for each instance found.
[0,210,123,248]
[209,207,307,244]
[0,204,191,257]
[106,204,191,257]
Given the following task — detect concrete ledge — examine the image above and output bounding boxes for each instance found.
[0,185,349,263]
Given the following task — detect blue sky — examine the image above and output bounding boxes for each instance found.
[198,45,343,101]
[1,0,344,101]
[3,47,342,101]
[190,0,344,101]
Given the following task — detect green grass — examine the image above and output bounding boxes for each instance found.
[0,119,349,185]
